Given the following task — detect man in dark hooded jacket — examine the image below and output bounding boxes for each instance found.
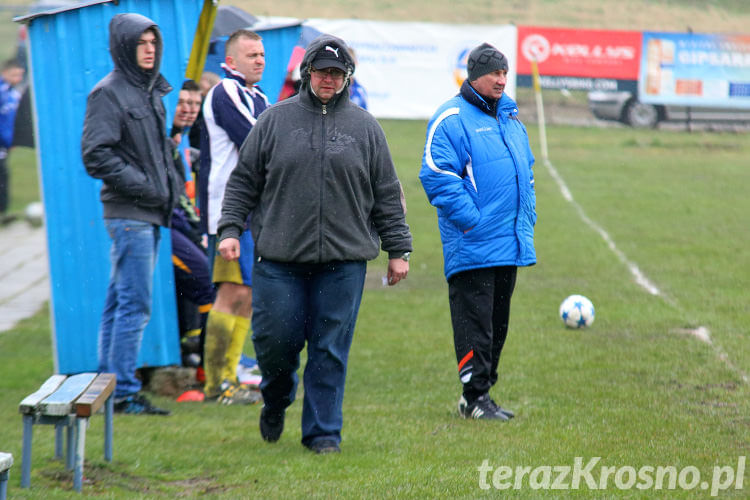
[81,13,182,415]
[217,34,412,453]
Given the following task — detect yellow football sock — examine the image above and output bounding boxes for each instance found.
[222,315,250,385]
[203,310,236,397]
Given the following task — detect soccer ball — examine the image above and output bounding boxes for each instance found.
[559,294,595,329]
[25,201,44,227]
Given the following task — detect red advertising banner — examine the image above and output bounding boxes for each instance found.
[517,26,642,80]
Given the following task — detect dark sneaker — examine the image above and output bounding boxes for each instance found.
[458,394,508,421]
[307,439,340,455]
[459,395,515,419]
[217,380,262,405]
[259,405,285,442]
[487,396,515,419]
[114,394,171,415]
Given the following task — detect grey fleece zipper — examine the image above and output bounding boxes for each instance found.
[319,104,327,260]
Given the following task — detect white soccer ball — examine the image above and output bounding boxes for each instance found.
[559,294,595,329]
[25,201,44,227]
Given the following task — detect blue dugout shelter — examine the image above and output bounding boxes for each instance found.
[16,1,304,375]
[16,0,206,374]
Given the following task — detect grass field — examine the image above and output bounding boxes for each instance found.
[4,146,39,214]
[1,119,749,498]
[1,0,750,498]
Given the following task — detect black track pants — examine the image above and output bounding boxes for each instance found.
[448,266,517,402]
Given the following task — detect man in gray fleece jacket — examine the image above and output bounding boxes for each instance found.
[217,34,412,454]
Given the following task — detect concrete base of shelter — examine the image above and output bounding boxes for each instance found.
[142,366,199,397]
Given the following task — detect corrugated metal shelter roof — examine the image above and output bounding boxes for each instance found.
[16,1,112,22]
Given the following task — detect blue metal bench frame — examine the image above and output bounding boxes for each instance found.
[0,452,12,500]
[18,373,115,492]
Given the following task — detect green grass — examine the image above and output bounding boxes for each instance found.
[5,147,40,214]
[0,5,38,215]
[1,120,749,498]
[2,1,750,497]
[0,10,23,62]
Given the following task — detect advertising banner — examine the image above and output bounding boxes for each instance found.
[639,31,750,108]
[517,26,641,92]
[306,18,517,119]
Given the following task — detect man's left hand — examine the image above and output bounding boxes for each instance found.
[386,258,409,286]
[218,237,240,261]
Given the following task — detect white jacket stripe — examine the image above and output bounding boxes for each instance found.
[221,79,257,125]
[424,107,461,178]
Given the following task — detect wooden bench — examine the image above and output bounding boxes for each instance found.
[0,452,12,500]
[18,373,115,492]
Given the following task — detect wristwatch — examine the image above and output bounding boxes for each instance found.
[400,251,411,262]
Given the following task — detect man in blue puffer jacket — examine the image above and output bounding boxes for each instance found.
[420,43,536,421]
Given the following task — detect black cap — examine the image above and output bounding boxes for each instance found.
[467,43,508,81]
[311,43,348,72]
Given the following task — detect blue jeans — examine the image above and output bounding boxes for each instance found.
[252,259,366,447]
[98,218,160,399]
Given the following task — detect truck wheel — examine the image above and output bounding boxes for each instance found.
[623,100,659,128]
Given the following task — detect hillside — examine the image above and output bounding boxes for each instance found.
[235,0,750,34]
[3,0,749,62]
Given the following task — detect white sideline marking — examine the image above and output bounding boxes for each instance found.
[543,159,664,299]
[674,326,712,344]
[544,159,748,383]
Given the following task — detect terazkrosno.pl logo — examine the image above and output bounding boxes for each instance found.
[478,457,746,497]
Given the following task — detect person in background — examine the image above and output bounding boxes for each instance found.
[277,63,301,101]
[278,46,305,101]
[199,71,220,96]
[199,29,268,405]
[81,14,182,415]
[0,59,25,223]
[188,71,220,159]
[347,47,368,110]
[420,42,537,421]
[170,79,202,201]
[217,34,412,454]
[171,189,213,369]
[169,79,214,371]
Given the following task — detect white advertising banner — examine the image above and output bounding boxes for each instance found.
[306,18,517,119]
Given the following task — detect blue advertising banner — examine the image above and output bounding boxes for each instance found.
[639,31,750,108]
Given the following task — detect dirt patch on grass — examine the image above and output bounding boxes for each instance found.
[667,379,741,394]
[169,477,237,497]
[694,382,739,392]
[42,462,238,496]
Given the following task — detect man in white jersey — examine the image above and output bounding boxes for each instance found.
[198,29,269,404]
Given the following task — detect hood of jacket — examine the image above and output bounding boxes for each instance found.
[299,34,355,98]
[109,13,163,91]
